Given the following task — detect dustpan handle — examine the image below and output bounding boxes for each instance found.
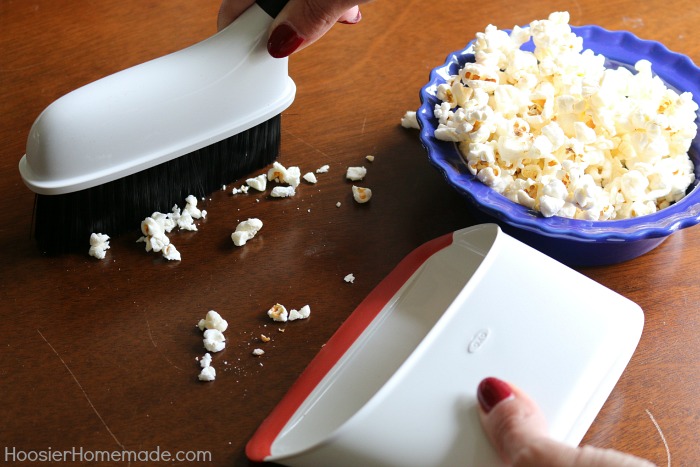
[256,0,291,18]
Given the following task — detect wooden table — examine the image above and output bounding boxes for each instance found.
[1,1,698,465]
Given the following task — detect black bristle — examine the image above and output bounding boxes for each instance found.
[34,115,281,255]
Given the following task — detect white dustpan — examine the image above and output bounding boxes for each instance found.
[247,224,643,467]
[18,0,295,195]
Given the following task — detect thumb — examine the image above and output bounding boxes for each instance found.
[267,0,362,58]
[477,377,656,467]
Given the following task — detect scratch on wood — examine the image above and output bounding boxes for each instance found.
[284,129,331,159]
[645,408,671,467]
[145,316,184,372]
[37,329,125,451]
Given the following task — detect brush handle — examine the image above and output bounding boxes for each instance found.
[20,2,296,195]
[256,0,290,18]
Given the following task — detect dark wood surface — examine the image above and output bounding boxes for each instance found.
[1,1,698,465]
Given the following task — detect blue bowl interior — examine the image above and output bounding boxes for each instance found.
[419,25,700,245]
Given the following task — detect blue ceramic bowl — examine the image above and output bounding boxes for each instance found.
[418,25,700,266]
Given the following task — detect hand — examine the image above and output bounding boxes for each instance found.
[477,377,656,466]
[218,0,369,58]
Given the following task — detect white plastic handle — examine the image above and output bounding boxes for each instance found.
[19,3,296,195]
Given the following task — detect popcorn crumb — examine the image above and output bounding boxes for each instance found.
[303,172,318,184]
[162,244,181,261]
[197,310,229,332]
[246,174,267,192]
[252,348,265,356]
[267,303,288,322]
[260,334,271,342]
[88,233,110,259]
[231,218,263,246]
[336,202,342,208]
[316,164,330,174]
[203,329,226,353]
[344,273,355,283]
[401,110,420,129]
[352,186,372,203]
[346,166,367,181]
[198,366,216,382]
[366,155,375,162]
[231,185,250,195]
[289,305,311,321]
[200,352,212,368]
[271,186,296,198]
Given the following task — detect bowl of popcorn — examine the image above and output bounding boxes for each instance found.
[417,12,700,266]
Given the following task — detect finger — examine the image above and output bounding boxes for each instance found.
[217,0,256,31]
[267,0,367,57]
[477,377,655,467]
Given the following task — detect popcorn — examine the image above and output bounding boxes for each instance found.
[433,12,697,220]
[252,348,265,356]
[344,273,355,283]
[198,365,216,382]
[366,155,375,162]
[268,161,301,187]
[198,310,229,333]
[267,303,288,322]
[137,196,206,261]
[231,185,250,195]
[246,174,267,191]
[401,110,420,129]
[352,186,372,203]
[203,329,226,353]
[303,172,318,184]
[231,218,263,247]
[184,195,204,219]
[200,352,212,369]
[271,186,296,198]
[289,305,311,321]
[346,166,367,181]
[316,164,330,173]
[161,243,181,261]
[88,233,110,259]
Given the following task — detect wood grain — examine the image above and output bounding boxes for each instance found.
[1,1,698,465]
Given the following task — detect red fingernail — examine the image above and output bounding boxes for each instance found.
[339,9,362,24]
[268,23,304,58]
[477,377,514,413]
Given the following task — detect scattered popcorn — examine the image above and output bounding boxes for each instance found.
[303,172,318,184]
[286,166,301,188]
[316,164,330,173]
[88,233,110,259]
[231,185,250,195]
[260,334,271,342]
[161,243,181,261]
[336,202,342,208]
[200,352,213,369]
[198,365,216,382]
[401,110,420,129]
[246,174,267,191]
[271,186,296,198]
[366,155,375,162]
[346,166,367,181]
[203,329,226,353]
[289,305,311,321]
[231,218,263,247]
[198,310,229,332]
[352,186,372,203]
[267,161,301,187]
[252,348,265,356]
[267,303,288,322]
[184,195,204,219]
[344,273,355,283]
[432,12,697,220]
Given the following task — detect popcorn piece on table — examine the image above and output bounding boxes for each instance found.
[316,164,330,174]
[231,218,263,247]
[346,166,367,181]
[400,110,420,129]
[252,348,265,356]
[246,174,267,192]
[231,185,250,195]
[303,172,318,184]
[344,273,355,284]
[267,303,288,322]
[203,329,226,353]
[198,365,216,382]
[352,186,372,203]
[198,310,229,332]
[88,233,110,259]
[289,305,311,321]
[270,186,296,198]
[200,352,213,369]
[366,155,375,162]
